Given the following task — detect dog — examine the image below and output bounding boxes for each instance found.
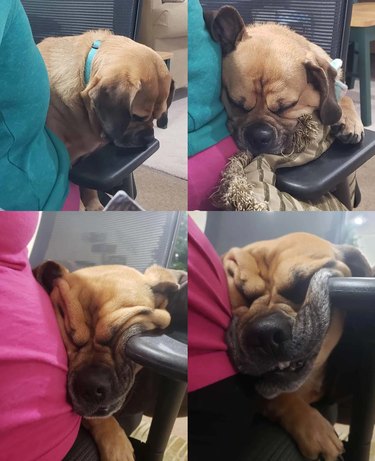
[33,261,185,461]
[205,6,363,156]
[222,232,372,461]
[38,30,174,210]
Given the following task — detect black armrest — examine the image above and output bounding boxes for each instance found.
[69,139,160,191]
[126,332,187,382]
[276,129,375,201]
[329,278,375,313]
[126,279,187,383]
[328,278,375,461]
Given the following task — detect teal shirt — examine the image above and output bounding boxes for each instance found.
[188,0,229,157]
[0,0,70,210]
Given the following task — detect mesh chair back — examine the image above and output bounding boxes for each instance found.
[200,0,353,64]
[204,212,347,254]
[30,212,180,272]
[20,0,142,42]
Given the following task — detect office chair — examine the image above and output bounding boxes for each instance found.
[204,211,375,461]
[200,0,375,209]
[30,212,187,461]
[21,0,161,202]
[328,277,375,461]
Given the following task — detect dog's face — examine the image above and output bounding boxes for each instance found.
[205,6,342,155]
[34,262,183,418]
[223,232,371,398]
[81,36,174,148]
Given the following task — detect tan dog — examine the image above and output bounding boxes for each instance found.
[33,261,185,461]
[223,232,372,461]
[38,30,174,210]
[205,6,363,156]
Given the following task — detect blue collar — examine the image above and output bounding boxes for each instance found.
[330,58,348,101]
[84,40,102,85]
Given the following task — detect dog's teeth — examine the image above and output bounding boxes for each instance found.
[277,361,291,370]
[289,361,305,371]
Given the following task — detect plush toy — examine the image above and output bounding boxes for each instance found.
[211,113,351,211]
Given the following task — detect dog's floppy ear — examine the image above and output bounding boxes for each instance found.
[222,247,266,310]
[33,260,69,293]
[166,79,175,109]
[304,57,342,125]
[84,78,139,142]
[157,79,175,129]
[92,83,134,141]
[144,264,186,309]
[334,245,372,277]
[204,6,247,56]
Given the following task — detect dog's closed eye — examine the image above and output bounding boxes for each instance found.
[226,89,254,113]
[269,100,298,116]
[279,273,313,306]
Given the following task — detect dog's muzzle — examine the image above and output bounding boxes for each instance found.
[244,122,276,155]
[114,126,155,148]
[69,363,133,417]
[227,269,341,399]
[242,311,293,356]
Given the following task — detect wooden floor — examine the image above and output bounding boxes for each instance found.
[335,424,375,459]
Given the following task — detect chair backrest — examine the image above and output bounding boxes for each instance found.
[30,210,187,333]
[30,211,182,272]
[21,0,142,42]
[204,211,349,254]
[200,0,354,65]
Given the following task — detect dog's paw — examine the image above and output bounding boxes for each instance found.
[84,416,134,461]
[331,114,364,144]
[84,199,104,211]
[291,408,344,461]
[99,429,134,461]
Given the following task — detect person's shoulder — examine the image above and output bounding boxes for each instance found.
[0,0,17,14]
[0,0,18,34]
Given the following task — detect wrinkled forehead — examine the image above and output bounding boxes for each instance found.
[53,270,156,346]
[222,41,307,101]
[63,267,151,309]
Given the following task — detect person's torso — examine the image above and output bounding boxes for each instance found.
[0,0,69,210]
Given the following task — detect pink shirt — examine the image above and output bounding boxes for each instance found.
[62,183,80,211]
[188,135,238,211]
[188,217,236,392]
[0,212,81,460]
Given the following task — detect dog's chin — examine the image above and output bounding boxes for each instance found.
[254,356,315,399]
[102,129,155,149]
[113,131,156,149]
[71,398,125,418]
[234,138,293,157]
[113,138,149,149]
[227,319,316,398]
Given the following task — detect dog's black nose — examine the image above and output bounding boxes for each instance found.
[243,311,292,355]
[73,365,113,404]
[244,123,275,154]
